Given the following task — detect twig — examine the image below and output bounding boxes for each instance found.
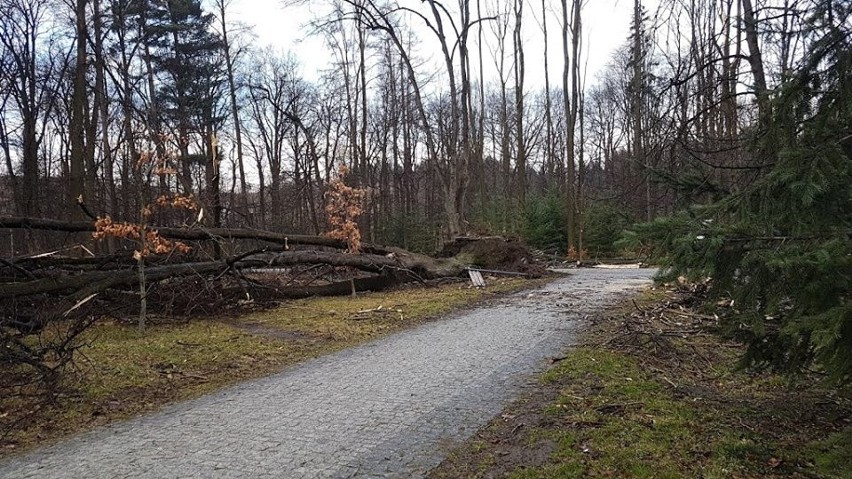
[0,258,38,280]
[62,293,98,318]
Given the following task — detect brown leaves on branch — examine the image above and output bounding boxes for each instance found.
[136,137,179,176]
[93,216,192,260]
[324,165,369,253]
[156,194,198,211]
[94,145,197,260]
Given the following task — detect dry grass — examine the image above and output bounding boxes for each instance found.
[1,277,547,456]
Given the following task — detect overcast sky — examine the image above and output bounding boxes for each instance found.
[224,0,640,90]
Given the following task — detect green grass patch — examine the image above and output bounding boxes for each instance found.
[508,346,852,479]
[529,348,727,478]
[803,429,852,478]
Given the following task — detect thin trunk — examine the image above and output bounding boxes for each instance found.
[94,0,116,250]
[560,0,576,251]
[69,0,88,219]
[85,1,101,212]
[632,0,647,220]
[117,7,138,218]
[740,0,768,127]
[476,0,487,214]
[217,0,248,223]
[541,0,555,185]
[571,0,583,257]
[513,0,526,210]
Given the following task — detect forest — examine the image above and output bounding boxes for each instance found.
[0,0,850,393]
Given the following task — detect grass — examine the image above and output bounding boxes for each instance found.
[430,286,852,479]
[532,348,739,478]
[1,277,547,456]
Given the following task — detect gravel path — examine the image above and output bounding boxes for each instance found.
[0,268,654,479]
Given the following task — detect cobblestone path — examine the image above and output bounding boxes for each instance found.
[0,268,654,478]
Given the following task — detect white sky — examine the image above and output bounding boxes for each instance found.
[224,0,640,90]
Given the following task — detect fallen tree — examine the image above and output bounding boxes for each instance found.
[1,216,542,410]
[0,216,346,249]
[0,249,469,300]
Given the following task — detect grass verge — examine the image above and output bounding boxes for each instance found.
[1,277,549,456]
[429,287,852,479]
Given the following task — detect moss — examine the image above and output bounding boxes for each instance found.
[516,348,752,478]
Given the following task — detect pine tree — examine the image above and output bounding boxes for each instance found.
[145,0,225,224]
[624,3,852,383]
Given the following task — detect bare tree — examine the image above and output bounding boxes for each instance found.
[0,0,69,217]
[214,0,249,222]
[512,0,526,209]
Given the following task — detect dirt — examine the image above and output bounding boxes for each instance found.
[229,322,316,340]
[438,236,547,277]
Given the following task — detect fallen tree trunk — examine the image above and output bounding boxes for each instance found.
[256,275,397,300]
[1,217,549,312]
[0,250,466,299]
[0,216,346,249]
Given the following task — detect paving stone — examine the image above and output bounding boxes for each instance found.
[0,268,653,479]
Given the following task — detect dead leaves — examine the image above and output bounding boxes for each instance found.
[324,165,369,253]
[93,216,192,259]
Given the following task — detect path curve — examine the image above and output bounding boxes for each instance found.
[0,268,654,479]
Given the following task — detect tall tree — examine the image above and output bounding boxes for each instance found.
[0,0,67,217]
[69,0,88,218]
[560,0,576,251]
[214,0,248,222]
[512,0,526,209]
[147,0,225,224]
[630,0,648,220]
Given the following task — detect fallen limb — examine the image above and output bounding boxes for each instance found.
[0,249,465,299]
[0,216,346,249]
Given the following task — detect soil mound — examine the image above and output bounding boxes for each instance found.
[438,236,547,277]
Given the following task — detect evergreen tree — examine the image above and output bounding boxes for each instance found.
[143,0,226,225]
[146,0,225,161]
[623,2,852,383]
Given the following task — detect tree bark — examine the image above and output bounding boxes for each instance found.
[740,0,768,127]
[0,216,345,248]
[561,0,576,251]
[69,0,88,219]
[513,0,526,209]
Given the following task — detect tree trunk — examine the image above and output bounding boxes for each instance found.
[69,0,88,219]
[217,0,249,223]
[561,0,576,251]
[513,0,526,210]
[740,0,768,128]
[632,0,647,220]
[541,0,556,187]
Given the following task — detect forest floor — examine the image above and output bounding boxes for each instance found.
[429,285,852,479]
[0,276,547,457]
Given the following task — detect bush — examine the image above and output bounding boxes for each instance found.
[581,202,634,257]
[522,192,567,252]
